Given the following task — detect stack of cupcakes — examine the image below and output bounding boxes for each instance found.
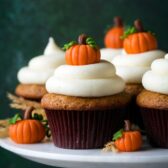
[112,19,165,128]
[6,17,168,152]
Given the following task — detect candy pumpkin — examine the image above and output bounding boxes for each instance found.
[104,16,124,48]
[113,120,142,152]
[63,34,100,65]
[123,19,157,54]
[9,107,45,144]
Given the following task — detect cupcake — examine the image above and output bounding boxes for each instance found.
[41,34,131,149]
[112,19,165,127]
[16,37,65,100]
[137,54,168,148]
[101,16,124,62]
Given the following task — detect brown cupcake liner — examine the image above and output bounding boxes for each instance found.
[126,96,144,129]
[140,108,168,148]
[46,109,126,149]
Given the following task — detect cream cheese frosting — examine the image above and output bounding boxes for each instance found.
[142,54,168,95]
[17,37,65,84]
[100,48,123,62]
[46,60,125,97]
[112,50,166,84]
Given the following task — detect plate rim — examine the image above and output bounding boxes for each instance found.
[0,138,168,163]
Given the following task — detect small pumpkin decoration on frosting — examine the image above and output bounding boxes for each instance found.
[9,107,48,144]
[123,19,157,54]
[63,34,100,65]
[113,120,142,152]
[104,16,124,48]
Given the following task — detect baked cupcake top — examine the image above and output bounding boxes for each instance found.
[101,17,124,62]
[17,37,65,84]
[46,34,125,97]
[113,19,165,84]
[142,54,168,95]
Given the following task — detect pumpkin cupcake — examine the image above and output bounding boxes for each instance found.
[137,54,168,148]
[112,19,165,127]
[16,37,65,100]
[41,34,131,149]
[101,16,124,62]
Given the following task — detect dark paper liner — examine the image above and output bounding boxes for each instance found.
[26,98,41,102]
[126,96,144,129]
[46,109,125,149]
[141,108,168,148]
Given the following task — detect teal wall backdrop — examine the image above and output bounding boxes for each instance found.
[0,0,168,167]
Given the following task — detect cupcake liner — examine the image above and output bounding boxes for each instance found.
[126,96,144,129]
[141,108,168,148]
[46,109,125,149]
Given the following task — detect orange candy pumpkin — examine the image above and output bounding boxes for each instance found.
[124,19,157,54]
[113,120,142,152]
[104,16,124,48]
[64,34,100,65]
[9,107,45,144]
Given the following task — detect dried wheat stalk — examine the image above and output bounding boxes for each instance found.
[103,141,118,153]
[7,93,46,119]
[0,119,10,138]
[7,93,41,109]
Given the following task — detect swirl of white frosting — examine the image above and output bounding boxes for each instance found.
[112,50,166,83]
[142,54,168,94]
[46,60,125,97]
[100,48,123,62]
[18,37,65,84]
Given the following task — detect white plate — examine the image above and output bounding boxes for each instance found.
[0,138,168,168]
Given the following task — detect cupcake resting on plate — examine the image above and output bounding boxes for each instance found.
[101,16,124,62]
[16,37,65,100]
[137,54,168,148]
[112,19,166,127]
[41,34,131,149]
[113,19,165,93]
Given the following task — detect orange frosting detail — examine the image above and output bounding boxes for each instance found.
[124,32,157,54]
[65,44,100,65]
[104,27,124,48]
[9,119,45,144]
[115,131,142,152]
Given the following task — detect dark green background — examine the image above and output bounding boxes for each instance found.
[0,0,168,167]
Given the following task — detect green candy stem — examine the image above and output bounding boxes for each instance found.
[9,113,22,124]
[120,26,137,39]
[62,34,98,51]
[62,41,76,51]
[112,120,132,141]
[112,129,123,141]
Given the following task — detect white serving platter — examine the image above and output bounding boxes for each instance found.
[0,138,168,168]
